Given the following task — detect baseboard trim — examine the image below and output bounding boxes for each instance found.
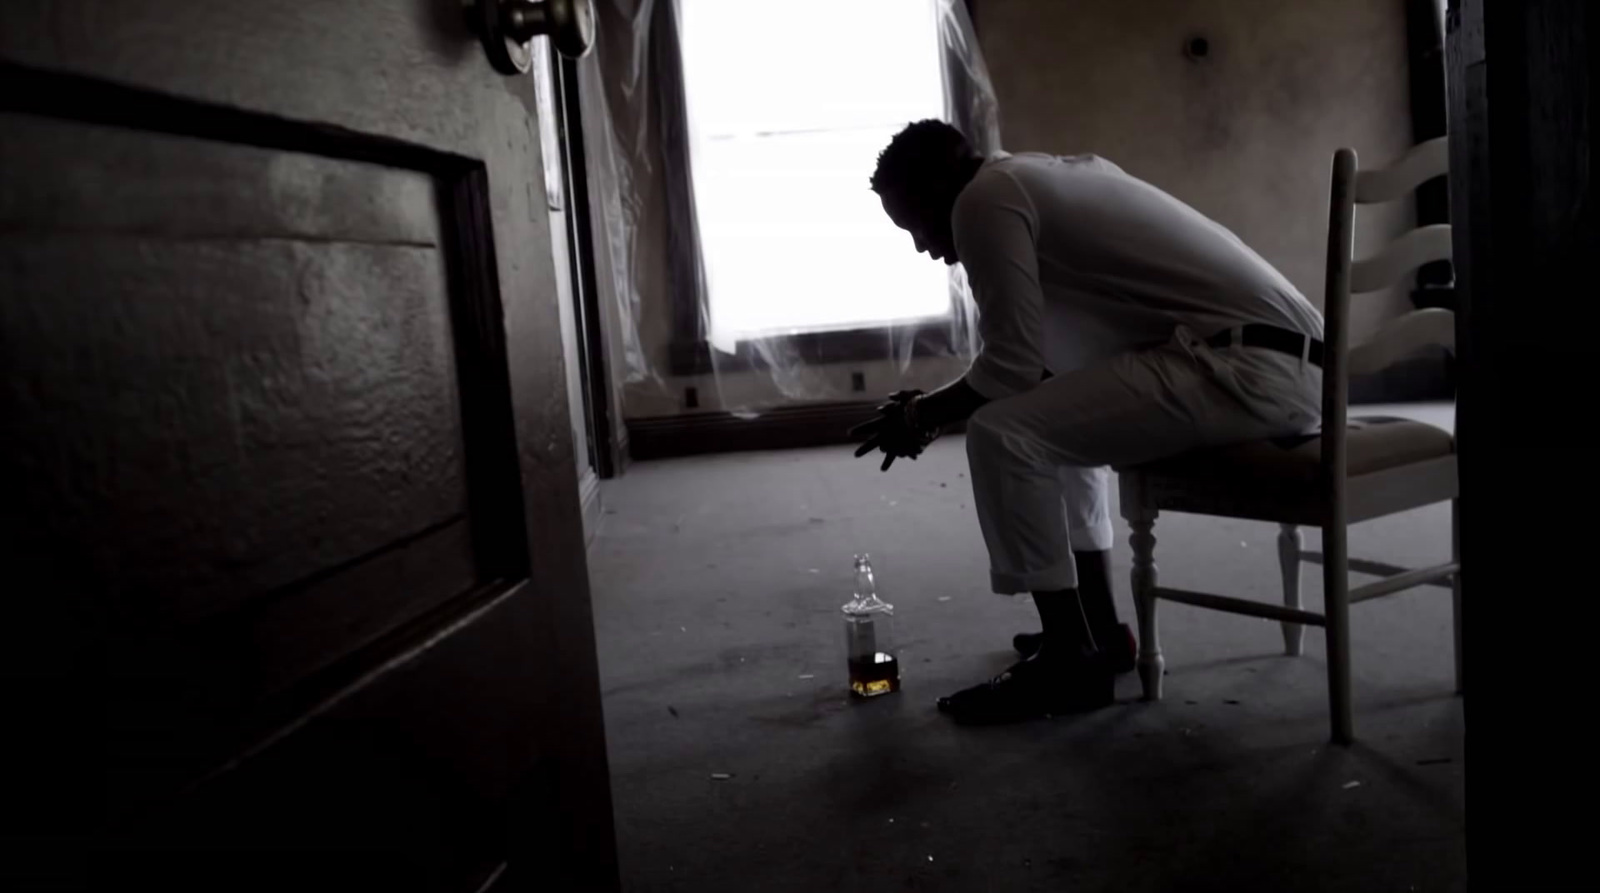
[626,400,893,461]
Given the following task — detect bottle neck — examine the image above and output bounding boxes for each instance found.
[846,558,890,613]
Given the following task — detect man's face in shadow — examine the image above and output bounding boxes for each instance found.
[880,186,959,266]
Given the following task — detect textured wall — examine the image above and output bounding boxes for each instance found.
[977,0,1416,337]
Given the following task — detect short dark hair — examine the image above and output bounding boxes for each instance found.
[869,119,974,196]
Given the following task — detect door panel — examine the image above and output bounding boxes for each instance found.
[107,583,562,892]
[1,2,615,890]
[0,114,444,244]
[3,115,471,619]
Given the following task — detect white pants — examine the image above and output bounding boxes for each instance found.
[967,326,1322,593]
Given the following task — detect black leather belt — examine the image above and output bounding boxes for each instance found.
[1206,324,1324,368]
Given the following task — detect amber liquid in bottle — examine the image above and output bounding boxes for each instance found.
[848,651,901,698]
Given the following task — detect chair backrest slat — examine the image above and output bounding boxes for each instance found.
[1349,224,1454,293]
[1353,136,1448,203]
[1346,308,1456,378]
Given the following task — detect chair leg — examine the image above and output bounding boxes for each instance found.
[1452,499,1464,695]
[1324,520,1353,745]
[1278,524,1305,656]
[1129,512,1164,701]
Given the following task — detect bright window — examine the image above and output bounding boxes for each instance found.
[679,0,949,351]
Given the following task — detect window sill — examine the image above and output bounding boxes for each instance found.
[668,319,965,377]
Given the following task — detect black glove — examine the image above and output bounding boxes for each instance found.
[848,390,936,471]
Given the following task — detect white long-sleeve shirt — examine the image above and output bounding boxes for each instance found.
[952,152,1324,400]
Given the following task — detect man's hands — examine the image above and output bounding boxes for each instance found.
[849,377,989,471]
[850,390,937,471]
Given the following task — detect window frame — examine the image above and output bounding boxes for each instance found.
[667,0,984,377]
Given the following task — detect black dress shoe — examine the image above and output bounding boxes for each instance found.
[1013,623,1138,673]
[936,650,1114,725]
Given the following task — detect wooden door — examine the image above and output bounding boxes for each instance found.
[0,2,617,890]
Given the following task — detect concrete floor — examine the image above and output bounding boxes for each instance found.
[588,404,1464,893]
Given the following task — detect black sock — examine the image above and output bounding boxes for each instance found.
[1073,549,1122,646]
[1032,588,1095,656]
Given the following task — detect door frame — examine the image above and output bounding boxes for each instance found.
[551,52,621,480]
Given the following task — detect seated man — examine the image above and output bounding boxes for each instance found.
[855,120,1324,724]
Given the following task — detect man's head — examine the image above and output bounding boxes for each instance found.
[870,119,982,265]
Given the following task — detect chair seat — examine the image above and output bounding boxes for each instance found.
[1120,416,1456,523]
[1130,416,1453,482]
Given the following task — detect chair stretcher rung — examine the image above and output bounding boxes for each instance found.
[1303,552,1454,588]
[1348,562,1459,604]
[1153,587,1327,626]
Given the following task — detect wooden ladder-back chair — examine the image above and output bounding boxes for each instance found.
[1116,138,1460,744]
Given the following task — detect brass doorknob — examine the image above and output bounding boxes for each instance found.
[466,0,595,74]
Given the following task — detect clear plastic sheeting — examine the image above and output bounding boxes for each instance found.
[577,1,1001,415]
[575,0,666,395]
